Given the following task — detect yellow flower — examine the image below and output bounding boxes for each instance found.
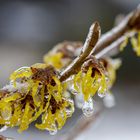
[36,97,74,132]
[73,57,121,101]
[0,63,74,133]
[43,41,83,70]
[44,52,63,69]
[74,61,108,101]
[100,58,121,88]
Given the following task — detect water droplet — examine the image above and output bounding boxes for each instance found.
[66,110,72,117]
[10,80,14,85]
[69,85,78,95]
[98,86,108,98]
[45,95,49,99]
[66,107,74,117]
[105,76,109,82]
[98,91,106,98]
[64,75,74,83]
[103,93,115,108]
[66,99,74,117]
[67,98,74,105]
[0,125,8,132]
[82,98,94,117]
[49,129,57,135]
[75,93,84,109]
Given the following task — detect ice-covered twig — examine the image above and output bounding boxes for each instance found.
[60,22,101,82]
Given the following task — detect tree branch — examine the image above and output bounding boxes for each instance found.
[59,22,101,82]
[59,5,140,83]
[93,5,140,56]
[95,32,135,59]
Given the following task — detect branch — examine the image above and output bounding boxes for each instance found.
[93,5,140,56]
[95,32,135,59]
[59,5,140,82]
[0,135,14,140]
[59,22,101,82]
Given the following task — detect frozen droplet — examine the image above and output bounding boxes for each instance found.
[103,93,115,108]
[0,125,8,132]
[9,80,15,85]
[98,86,108,98]
[105,76,109,82]
[45,95,49,99]
[49,129,57,135]
[47,124,58,135]
[66,99,74,117]
[98,91,107,98]
[63,91,71,98]
[66,106,74,117]
[66,110,72,117]
[69,85,78,95]
[64,75,74,83]
[82,98,94,117]
[67,98,74,105]
[75,93,85,109]
[71,89,78,95]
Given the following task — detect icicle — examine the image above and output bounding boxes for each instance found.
[66,99,75,117]
[82,97,94,117]
[98,91,107,98]
[75,93,85,109]
[98,86,108,98]
[49,129,58,135]
[98,92,106,98]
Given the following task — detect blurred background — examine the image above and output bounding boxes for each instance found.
[0,0,140,140]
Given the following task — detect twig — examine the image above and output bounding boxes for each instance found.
[59,22,101,82]
[59,5,140,82]
[93,5,140,56]
[0,135,14,140]
[95,32,135,59]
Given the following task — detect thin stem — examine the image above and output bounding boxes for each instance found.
[93,5,140,56]
[59,22,101,82]
[95,32,136,59]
